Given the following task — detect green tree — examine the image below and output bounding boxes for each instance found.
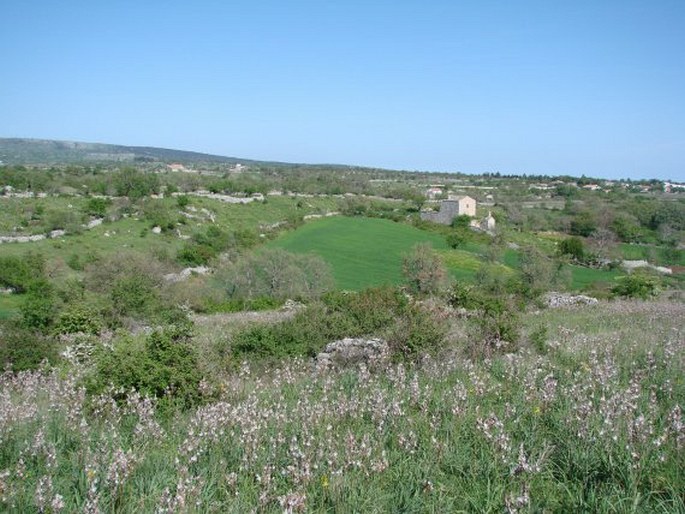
[113,167,160,199]
[20,280,56,329]
[446,229,468,249]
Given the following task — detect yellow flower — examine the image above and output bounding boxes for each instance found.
[533,406,541,415]
[321,475,329,489]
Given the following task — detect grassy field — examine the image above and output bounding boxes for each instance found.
[268,216,452,290]
[268,216,626,292]
[619,243,685,266]
[0,196,340,262]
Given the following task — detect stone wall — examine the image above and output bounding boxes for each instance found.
[420,200,460,225]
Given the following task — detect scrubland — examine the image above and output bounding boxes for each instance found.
[1,299,683,513]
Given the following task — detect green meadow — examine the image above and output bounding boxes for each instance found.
[269,216,625,291]
[269,216,451,290]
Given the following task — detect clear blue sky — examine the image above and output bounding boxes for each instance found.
[2,1,684,180]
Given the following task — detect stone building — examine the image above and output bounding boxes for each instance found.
[420,195,476,225]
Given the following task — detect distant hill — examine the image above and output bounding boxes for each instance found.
[0,138,271,166]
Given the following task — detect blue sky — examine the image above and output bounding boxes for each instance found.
[2,1,684,180]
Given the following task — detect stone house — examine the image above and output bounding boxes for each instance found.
[420,195,476,225]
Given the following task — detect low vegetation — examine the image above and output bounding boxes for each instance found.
[0,155,683,511]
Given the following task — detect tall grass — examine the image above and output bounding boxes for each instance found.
[0,300,683,512]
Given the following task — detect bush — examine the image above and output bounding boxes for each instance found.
[217,249,334,301]
[112,167,160,199]
[384,304,448,361]
[84,252,179,325]
[446,229,468,249]
[0,322,57,371]
[20,280,57,330]
[177,242,216,266]
[470,297,520,358]
[142,200,176,231]
[66,250,98,271]
[612,272,660,299]
[84,197,111,217]
[402,243,450,296]
[230,286,446,363]
[558,237,585,261]
[87,324,201,409]
[451,214,471,230]
[518,245,566,298]
[569,211,597,237]
[450,283,520,358]
[54,304,102,335]
[177,226,236,265]
[0,253,46,293]
[176,194,190,208]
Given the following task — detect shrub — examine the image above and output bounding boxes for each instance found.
[112,167,160,199]
[569,211,597,237]
[87,324,201,409]
[84,197,111,217]
[217,249,334,301]
[84,252,178,325]
[230,286,446,363]
[402,243,450,296]
[176,194,190,208]
[475,264,516,296]
[446,229,468,249]
[612,272,660,299]
[66,250,98,271]
[177,242,216,266]
[0,322,57,371]
[0,253,46,293]
[54,304,102,335]
[470,297,520,358]
[20,280,57,330]
[518,245,567,298]
[142,200,176,231]
[558,236,585,261]
[450,283,520,358]
[384,304,448,361]
[177,226,236,265]
[451,214,471,230]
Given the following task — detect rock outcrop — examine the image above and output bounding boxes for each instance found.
[316,338,389,369]
[543,292,598,308]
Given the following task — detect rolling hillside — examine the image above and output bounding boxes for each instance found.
[0,138,263,165]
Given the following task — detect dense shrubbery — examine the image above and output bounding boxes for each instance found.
[112,167,160,198]
[0,252,46,293]
[142,200,177,231]
[612,272,660,299]
[87,323,201,409]
[0,322,57,371]
[54,304,103,335]
[84,252,184,327]
[217,248,334,301]
[229,287,448,363]
[177,225,236,265]
[20,280,57,329]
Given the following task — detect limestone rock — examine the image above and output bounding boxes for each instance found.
[316,338,389,369]
[543,292,598,308]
